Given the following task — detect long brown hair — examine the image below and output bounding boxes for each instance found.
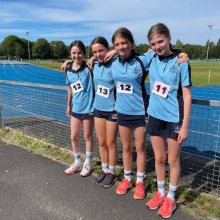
[112,27,134,46]
[147,23,170,42]
[69,40,86,56]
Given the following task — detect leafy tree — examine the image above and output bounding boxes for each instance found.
[1,34,220,60]
[136,44,150,54]
[50,40,69,59]
[32,38,50,59]
[174,39,183,50]
[1,35,23,59]
[182,44,206,59]
[0,44,4,56]
[20,38,33,59]
[215,38,220,58]
[15,44,25,59]
[85,46,93,59]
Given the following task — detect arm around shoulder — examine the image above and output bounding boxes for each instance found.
[61,60,72,72]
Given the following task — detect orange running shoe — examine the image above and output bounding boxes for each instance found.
[116,178,132,195]
[157,197,176,219]
[134,182,145,200]
[146,191,165,210]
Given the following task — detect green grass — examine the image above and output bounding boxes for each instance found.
[1,126,220,219]
[177,187,220,219]
[190,61,220,86]
[0,127,73,164]
[28,60,220,86]
[28,60,63,71]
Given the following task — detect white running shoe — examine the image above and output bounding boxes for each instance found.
[80,162,92,177]
[64,163,81,175]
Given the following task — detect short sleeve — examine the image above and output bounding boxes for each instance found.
[180,62,192,87]
[138,51,156,70]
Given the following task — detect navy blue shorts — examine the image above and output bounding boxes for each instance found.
[147,115,182,138]
[117,112,147,127]
[71,112,94,120]
[94,109,117,122]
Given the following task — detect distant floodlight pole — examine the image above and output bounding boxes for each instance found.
[25,31,31,61]
[87,38,90,60]
[206,25,213,61]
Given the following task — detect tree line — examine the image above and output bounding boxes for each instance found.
[0,35,220,60]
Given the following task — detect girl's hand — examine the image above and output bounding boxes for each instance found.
[66,106,71,117]
[178,53,189,64]
[61,60,72,72]
[86,56,96,69]
[104,50,117,63]
[177,127,188,144]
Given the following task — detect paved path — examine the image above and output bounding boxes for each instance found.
[0,141,198,220]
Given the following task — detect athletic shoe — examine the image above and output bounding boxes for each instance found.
[146,191,165,210]
[96,171,107,185]
[80,162,92,177]
[116,178,132,195]
[133,182,145,200]
[101,173,117,188]
[64,163,81,175]
[157,197,176,219]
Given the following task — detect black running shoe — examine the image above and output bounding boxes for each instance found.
[96,171,107,184]
[100,173,117,188]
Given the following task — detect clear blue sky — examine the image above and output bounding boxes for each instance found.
[0,0,219,46]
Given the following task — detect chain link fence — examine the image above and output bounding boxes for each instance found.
[0,64,219,196]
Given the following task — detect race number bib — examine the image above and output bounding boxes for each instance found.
[152,80,171,98]
[96,85,110,98]
[116,82,133,94]
[70,80,84,94]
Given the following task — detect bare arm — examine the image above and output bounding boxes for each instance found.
[87,49,117,68]
[66,85,72,117]
[61,60,72,72]
[86,56,96,69]
[104,49,117,62]
[178,86,192,143]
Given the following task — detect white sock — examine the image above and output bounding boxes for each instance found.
[102,163,108,173]
[167,184,177,201]
[85,151,92,164]
[136,171,145,183]
[73,152,81,165]
[124,170,132,182]
[157,180,165,197]
[108,165,115,175]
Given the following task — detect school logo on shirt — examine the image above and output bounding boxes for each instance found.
[169,65,178,74]
[133,66,142,75]
[107,71,113,78]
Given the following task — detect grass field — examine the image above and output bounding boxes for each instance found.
[190,61,220,86]
[28,60,220,86]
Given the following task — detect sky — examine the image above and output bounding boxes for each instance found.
[0,0,219,46]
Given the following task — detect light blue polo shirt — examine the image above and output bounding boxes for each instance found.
[65,62,94,114]
[93,60,115,112]
[111,52,155,115]
[147,53,192,122]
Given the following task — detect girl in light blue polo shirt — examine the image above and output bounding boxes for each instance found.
[64,40,94,177]
[146,23,192,219]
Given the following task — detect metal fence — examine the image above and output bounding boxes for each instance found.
[0,80,220,196]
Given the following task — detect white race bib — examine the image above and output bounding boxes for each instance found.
[152,80,171,98]
[70,80,84,94]
[116,82,133,94]
[96,84,110,98]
